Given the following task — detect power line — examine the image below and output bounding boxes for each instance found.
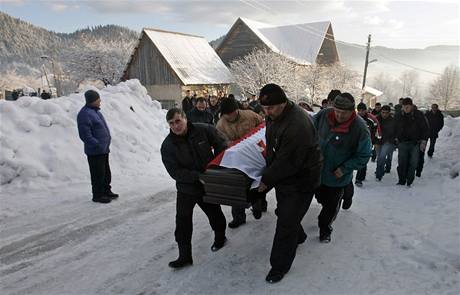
[240,0,443,76]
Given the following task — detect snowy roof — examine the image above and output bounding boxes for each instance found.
[143,29,234,85]
[239,17,332,65]
[363,86,383,97]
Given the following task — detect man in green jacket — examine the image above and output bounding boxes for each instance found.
[313,93,372,243]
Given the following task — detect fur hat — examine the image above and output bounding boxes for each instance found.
[333,93,355,111]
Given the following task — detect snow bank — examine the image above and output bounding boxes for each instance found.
[432,116,460,179]
[0,79,170,190]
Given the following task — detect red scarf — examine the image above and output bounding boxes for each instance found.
[327,110,357,133]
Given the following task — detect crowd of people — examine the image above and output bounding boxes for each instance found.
[75,86,444,284]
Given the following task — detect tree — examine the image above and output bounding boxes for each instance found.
[430,65,460,110]
[400,70,419,98]
[372,72,403,103]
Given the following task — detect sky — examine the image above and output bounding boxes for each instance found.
[0,0,459,49]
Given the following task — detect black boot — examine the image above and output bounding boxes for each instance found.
[106,191,119,199]
[168,244,193,268]
[92,196,111,204]
[211,231,227,252]
[297,231,307,245]
[266,268,286,283]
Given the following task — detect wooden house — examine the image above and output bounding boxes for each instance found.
[362,86,383,108]
[122,28,234,109]
[216,17,340,66]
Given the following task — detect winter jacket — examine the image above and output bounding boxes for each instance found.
[216,109,264,141]
[249,100,263,115]
[187,108,214,124]
[207,104,220,125]
[262,101,322,192]
[376,114,397,144]
[182,96,194,114]
[395,109,430,143]
[77,105,111,156]
[161,122,227,195]
[359,113,381,144]
[313,108,372,187]
[425,110,444,138]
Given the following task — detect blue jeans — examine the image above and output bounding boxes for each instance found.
[375,143,395,179]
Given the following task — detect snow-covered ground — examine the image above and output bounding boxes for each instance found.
[1,80,459,295]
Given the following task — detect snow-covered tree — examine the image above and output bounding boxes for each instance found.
[430,65,460,110]
[400,70,420,98]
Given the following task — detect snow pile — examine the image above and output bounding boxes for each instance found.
[0,79,169,190]
[430,116,460,178]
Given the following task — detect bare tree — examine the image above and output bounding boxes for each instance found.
[372,72,403,102]
[400,70,419,98]
[430,65,460,110]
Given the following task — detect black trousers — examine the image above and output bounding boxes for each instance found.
[342,181,354,202]
[175,192,226,246]
[231,190,267,221]
[270,187,314,273]
[427,137,437,157]
[355,165,367,182]
[397,142,419,185]
[315,185,345,235]
[87,154,111,198]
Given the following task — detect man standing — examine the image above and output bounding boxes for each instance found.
[77,90,118,204]
[395,98,430,187]
[424,103,444,158]
[187,97,214,124]
[161,108,227,269]
[257,84,322,283]
[375,105,397,180]
[371,102,382,116]
[355,102,381,186]
[181,90,193,114]
[207,95,220,125]
[216,96,265,228]
[313,93,371,243]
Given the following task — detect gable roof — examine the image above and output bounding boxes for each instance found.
[129,28,234,85]
[363,86,383,97]
[232,18,334,65]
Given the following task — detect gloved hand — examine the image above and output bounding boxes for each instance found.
[420,140,427,152]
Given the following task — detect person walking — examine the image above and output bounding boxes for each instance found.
[395,98,430,187]
[355,102,381,187]
[216,96,265,228]
[313,93,372,243]
[375,105,397,180]
[424,103,444,158]
[77,90,118,204]
[160,108,228,269]
[256,84,323,283]
[181,90,194,114]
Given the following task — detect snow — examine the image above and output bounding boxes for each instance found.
[143,29,234,85]
[1,83,459,294]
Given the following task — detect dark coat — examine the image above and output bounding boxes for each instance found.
[161,123,227,195]
[425,110,444,138]
[395,109,430,143]
[187,108,214,124]
[262,101,322,191]
[376,114,397,144]
[182,96,194,113]
[77,105,111,156]
[207,104,220,125]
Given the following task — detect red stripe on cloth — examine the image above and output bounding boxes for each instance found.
[208,122,266,168]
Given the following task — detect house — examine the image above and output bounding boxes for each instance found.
[216,17,340,66]
[362,86,383,108]
[122,28,234,109]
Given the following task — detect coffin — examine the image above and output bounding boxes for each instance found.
[200,167,252,207]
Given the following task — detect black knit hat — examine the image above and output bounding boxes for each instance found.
[259,84,288,106]
[327,89,342,102]
[220,97,239,114]
[357,102,367,110]
[333,93,355,111]
[402,97,413,105]
[85,90,100,104]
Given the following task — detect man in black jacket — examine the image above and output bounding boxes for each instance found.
[160,108,227,269]
[257,84,322,283]
[187,97,214,124]
[181,90,193,114]
[395,98,430,186]
[425,103,444,158]
[375,105,397,180]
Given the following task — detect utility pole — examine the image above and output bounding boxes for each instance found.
[362,34,377,103]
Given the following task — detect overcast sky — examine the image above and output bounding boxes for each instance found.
[1,0,459,49]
